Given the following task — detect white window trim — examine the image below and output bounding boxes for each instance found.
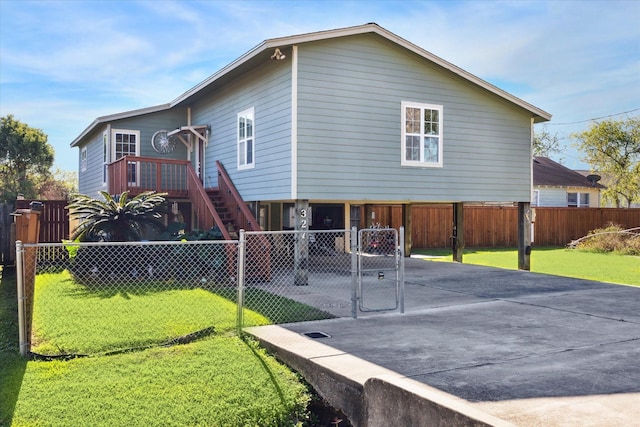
[401,101,443,168]
[80,147,87,172]
[568,191,590,207]
[111,129,140,186]
[111,129,140,159]
[237,107,255,170]
[102,132,108,186]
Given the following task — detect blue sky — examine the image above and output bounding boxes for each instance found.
[1,0,639,173]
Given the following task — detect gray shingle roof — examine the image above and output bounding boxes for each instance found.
[533,157,605,188]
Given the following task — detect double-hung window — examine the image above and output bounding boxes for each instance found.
[102,133,108,186]
[237,108,255,170]
[81,147,87,172]
[112,129,140,186]
[401,101,443,167]
[568,192,589,207]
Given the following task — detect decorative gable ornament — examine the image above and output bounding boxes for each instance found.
[151,130,177,154]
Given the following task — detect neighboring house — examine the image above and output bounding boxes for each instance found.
[533,157,604,207]
[70,23,551,256]
[575,171,640,208]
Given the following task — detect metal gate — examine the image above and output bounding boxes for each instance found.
[357,226,404,313]
[238,227,404,325]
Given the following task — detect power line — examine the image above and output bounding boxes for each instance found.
[547,107,640,126]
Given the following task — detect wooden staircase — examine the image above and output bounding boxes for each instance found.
[206,188,238,239]
[205,161,271,281]
[106,155,270,280]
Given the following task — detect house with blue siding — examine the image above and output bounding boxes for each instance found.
[71,23,551,266]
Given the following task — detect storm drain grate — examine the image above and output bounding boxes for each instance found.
[303,331,331,339]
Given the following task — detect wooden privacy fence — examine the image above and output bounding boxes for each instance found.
[371,205,640,248]
[0,200,70,265]
[0,203,14,264]
[532,207,640,246]
[15,200,70,243]
[1,200,70,265]
[3,201,639,259]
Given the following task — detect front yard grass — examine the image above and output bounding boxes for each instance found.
[31,271,333,356]
[8,337,309,427]
[414,247,640,286]
[1,267,321,426]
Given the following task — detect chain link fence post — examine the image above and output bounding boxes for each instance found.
[399,226,405,314]
[15,240,28,357]
[237,230,246,335]
[350,226,358,319]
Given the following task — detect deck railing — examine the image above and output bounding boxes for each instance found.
[108,156,230,238]
[186,164,231,240]
[107,157,270,275]
[108,156,189,198]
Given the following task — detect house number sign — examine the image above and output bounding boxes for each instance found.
[300,208,308,240]
[294,200,309,286]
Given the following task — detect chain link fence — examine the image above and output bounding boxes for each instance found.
[17,240,237,357]
[240,230,357,328]
[16,228,404,357]
[240,228,404,328]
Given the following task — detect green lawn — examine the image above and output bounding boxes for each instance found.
[5,247,637,425]
[1,267,327,427]
[414,247,640,286]
[30,271,332,357]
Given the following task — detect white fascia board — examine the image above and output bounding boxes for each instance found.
[170,41,268,107]
[169,25,374,108]
[74,23,551,148]
[70,103,171,147]
[170,23,551,122]
[368,25,552,123]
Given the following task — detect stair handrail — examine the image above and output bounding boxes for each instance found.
[186,163,232,241]
[215,161,271,281]
[215,161,262,232]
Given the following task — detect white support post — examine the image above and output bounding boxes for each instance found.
[399,226,405,314]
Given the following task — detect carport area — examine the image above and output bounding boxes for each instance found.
[247,257,640,426]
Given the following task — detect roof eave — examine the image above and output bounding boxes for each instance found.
[169,23,552,122]
[70,104,171,147]
[367,25,552,122]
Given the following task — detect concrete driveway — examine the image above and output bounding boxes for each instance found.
[248,257,640,426]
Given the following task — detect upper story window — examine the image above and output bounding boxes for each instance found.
[102,132,108,185]
[568,192,589,207]
[112,129,140,185]
[237,108,255,170]
[401,101,443,167]
[81,147,87,172]
[113,130,139,160]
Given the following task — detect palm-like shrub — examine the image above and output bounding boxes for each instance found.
[68,191,168,242]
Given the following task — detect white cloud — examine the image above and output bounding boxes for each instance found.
[1,0,638,172]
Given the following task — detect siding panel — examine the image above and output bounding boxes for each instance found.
[78,129,105,197]
[77,109,188,198]
[192,60,292,201]
[296,34,533,203]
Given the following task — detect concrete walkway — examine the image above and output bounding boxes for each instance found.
[247,257,640,426]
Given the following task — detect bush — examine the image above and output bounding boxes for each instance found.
[66,227,229,286]
[573,223,640,255]
[67,244,157,285]
[67,243,229,286]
